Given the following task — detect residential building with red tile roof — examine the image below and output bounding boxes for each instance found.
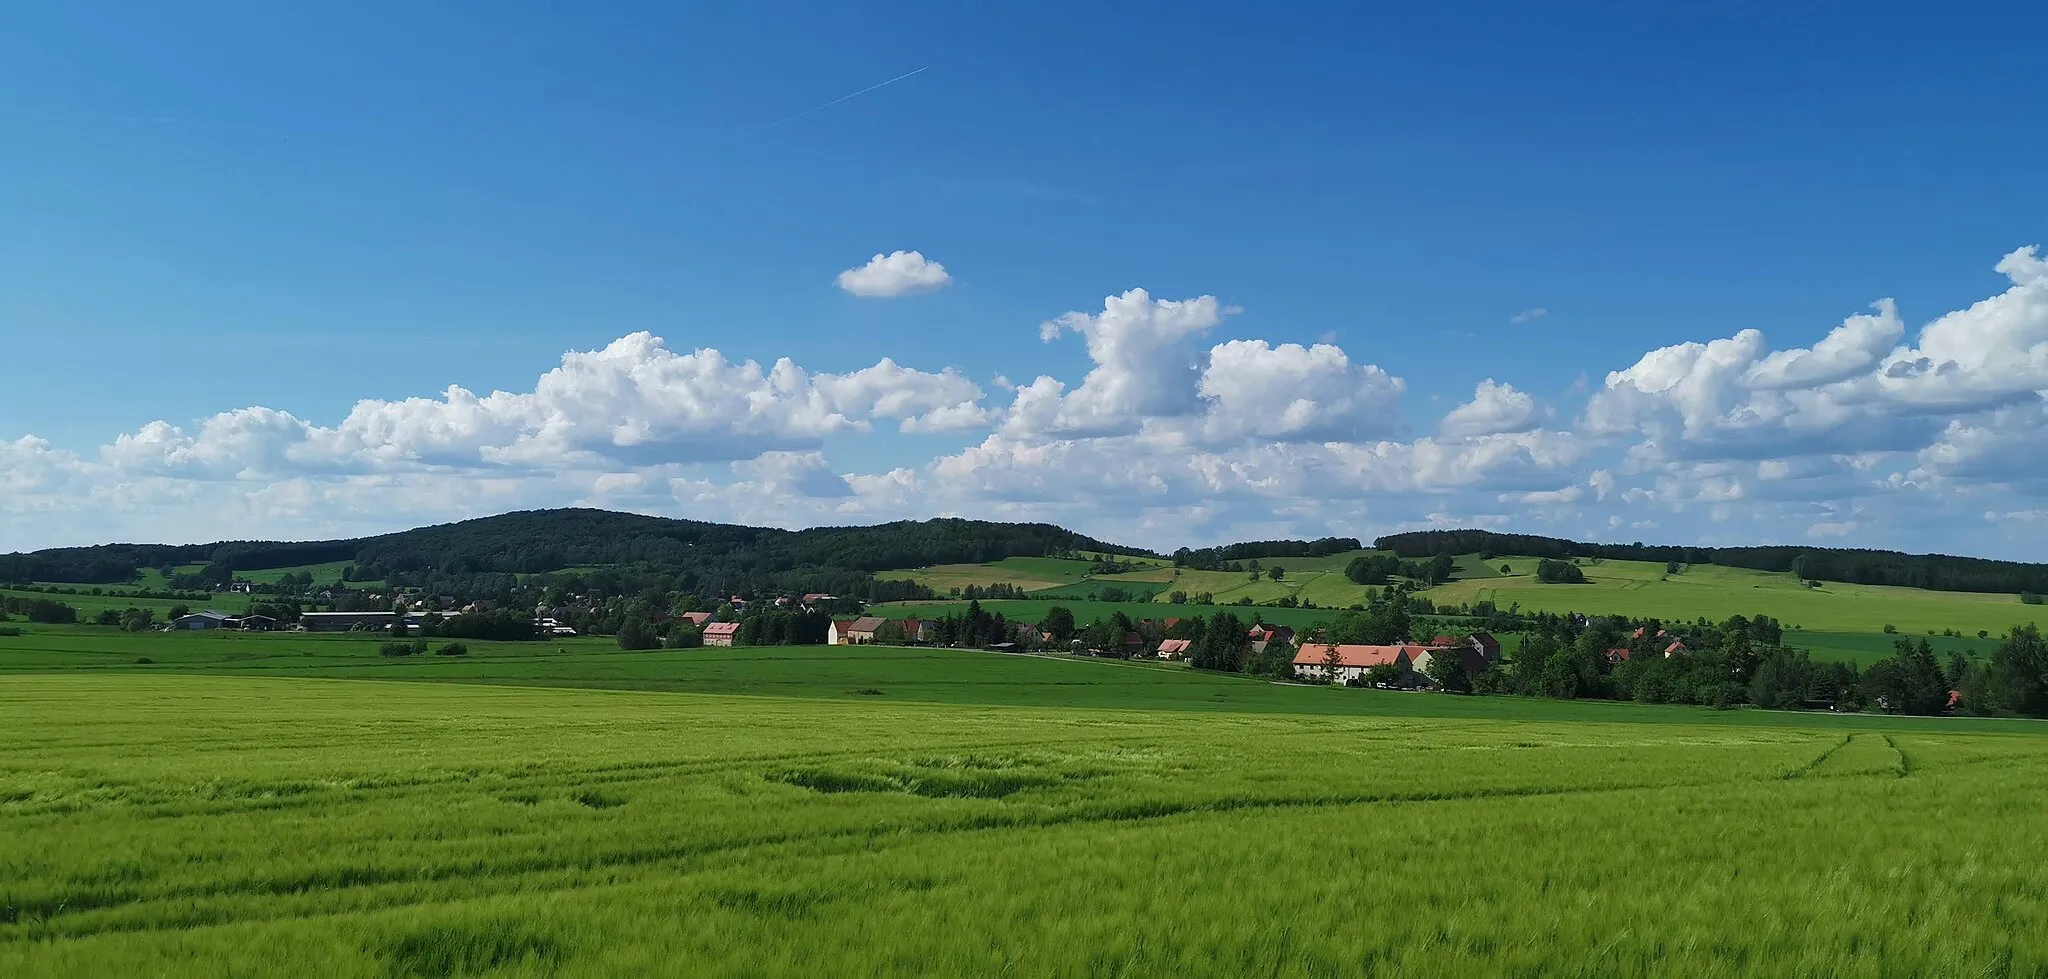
[702,621,741,647]
[1292,644,1426,685]
[1156,638,1193,660]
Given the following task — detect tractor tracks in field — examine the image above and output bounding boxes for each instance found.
[3,772,1744,943]
[1781,734,1854,779]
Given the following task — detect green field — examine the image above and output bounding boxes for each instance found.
[876,598,1340,632]
[3,588,246,618]
[233,560,358,585]
[4,637,2047,976]
[873,551,2041,668]
[1427,558,2035,636]
[878,556,1104,593]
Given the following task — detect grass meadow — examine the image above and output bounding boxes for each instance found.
[4,667,2047,977]
[870,550,2039,667]
[3,588,246,618]
[1427,558,2033,636]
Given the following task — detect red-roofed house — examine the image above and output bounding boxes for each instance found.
[1249,624,1296,645]
[1429,634,1459,648]
[1292,644,1424,685]
[897,617,934,643]
[1156,638,1193,660]
[1663,640,1688,658]
[702,622,741,647]
[678,611,713,627]
[1605,647,1632,665]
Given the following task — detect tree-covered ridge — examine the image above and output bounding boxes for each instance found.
[1376,530,2048,596]
[0,509,1143,595]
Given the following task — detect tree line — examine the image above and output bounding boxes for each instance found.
[1172,537,1360,571]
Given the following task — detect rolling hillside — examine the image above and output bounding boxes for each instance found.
[1426,557,2028,636]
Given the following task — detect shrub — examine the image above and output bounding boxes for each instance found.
[1883,624,1898,634]
[134,656,153,664]
[1535,559,1587,584]
[0,626,24,637]
[436,642,469,657]
[379,640,428,657]
[2023,592,2045,606]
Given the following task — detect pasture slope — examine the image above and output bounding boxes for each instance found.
[871,551,2039,665]
[4,647,2047,977]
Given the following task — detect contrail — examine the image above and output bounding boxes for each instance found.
[753,66,929,133]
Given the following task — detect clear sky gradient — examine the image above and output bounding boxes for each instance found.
[4,1,2045,556]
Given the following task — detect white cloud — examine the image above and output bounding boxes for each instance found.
[1588,469,1615,501]
[1503,485,1582,505]
[1741,300,1902,390]
[13,245,2048,558]
[104,333,990,475]
[1440,380,1540,439]
[1510,307,1548,324]
[836,250,952,298]
[1013,288,1229,437]
[1197,340,1404,442]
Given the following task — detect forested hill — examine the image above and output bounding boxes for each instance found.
[1376,530,2048,595]
[0,509,1146,594]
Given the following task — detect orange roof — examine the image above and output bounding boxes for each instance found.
[1606,647,1632,662]
[703,622,740,636]
[1157,638,1192,655]
[1292,644,1418,668]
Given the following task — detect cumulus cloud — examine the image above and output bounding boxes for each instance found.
[1440,380,1540,439]
[1581,246,2048,469]
[1013,289,1229,437]
[1197,340,1405,442]
[13,245,2048,557]
[836,250,952,298]
[72,333,993,479]
[1510,307,1548,324]
[1741,300,1903,390]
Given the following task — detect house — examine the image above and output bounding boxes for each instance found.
[1156,638,1193,660]
[1606,647,1633,665]
[171,610,237,630]
[1428,634,1459,648]
[677,611,713,628]
[702,622,741,647]
[1468,632,1502,663]
[837,616,888,644]
[1291,644,1422,685]
[1409,644,1490,684]
[237,613,279,632]
[1248,624,1295,645]
[801,593,836,605]
[901,617,936,643]
[298,610,400,632]
[1663,640,1688,658]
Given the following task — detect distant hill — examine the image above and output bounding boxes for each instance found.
[1377,530,2048,596]
[0,509,1149,598]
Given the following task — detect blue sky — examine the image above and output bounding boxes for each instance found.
[4,1,2046,556]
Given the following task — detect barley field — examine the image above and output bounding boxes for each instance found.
[4,670,2046,977]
